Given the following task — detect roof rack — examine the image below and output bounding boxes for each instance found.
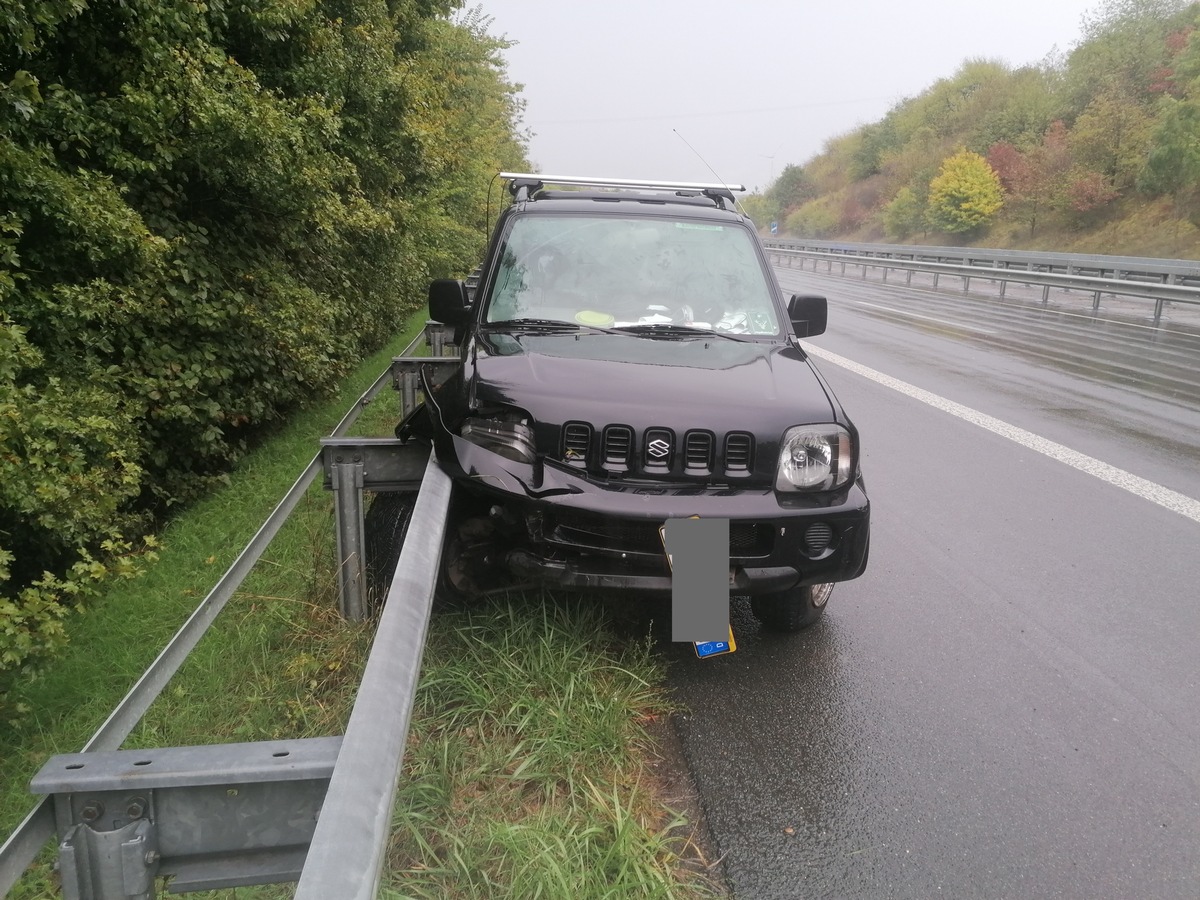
[499,172,745,209]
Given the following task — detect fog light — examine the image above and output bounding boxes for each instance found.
[803,522,833,555]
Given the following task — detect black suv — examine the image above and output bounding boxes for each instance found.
[407,174,869,632]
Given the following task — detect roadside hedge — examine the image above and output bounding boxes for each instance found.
[0,0,526,706]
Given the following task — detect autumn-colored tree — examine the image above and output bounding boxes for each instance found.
[926,149,1004,233]
[1065,171,1120,220]
[1006,121,1074,233]
[1065,0,1194,107]
[986,142,1026,193]
[709,0,1200,243]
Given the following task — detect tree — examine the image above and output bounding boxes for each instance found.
[1140,16,1200,216]
[986,141,1026,193]
[1069,89,1154,190]
[926,149,1004,233]
[1140,94,1200,214]
[1006,121,1074,233]
[784,199,839,238]
[1065,0,1195,108]
[764,163,816,223]
[881,187,926,239]
[1064,170,1120,220]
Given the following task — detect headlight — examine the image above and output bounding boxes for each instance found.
[460,413,537,464]
[775,425,853,492]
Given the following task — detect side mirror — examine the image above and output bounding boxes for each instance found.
[788,293,827,338]
[429,279,471,326]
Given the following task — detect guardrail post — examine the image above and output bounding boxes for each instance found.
[933,273,940,287]
[320,437,431,621]
[1000,280,1007,298]
[906,270,913,286]
[425,320,454,357]
[330,457,368,621]
[398,368,418,418]
[1092,290,1102,310]
[963,276,970,293]
[1154,299,1164,325]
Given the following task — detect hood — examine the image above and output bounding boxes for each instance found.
[466,330,835,435]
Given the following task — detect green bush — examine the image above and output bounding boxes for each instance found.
[0,0,527,695]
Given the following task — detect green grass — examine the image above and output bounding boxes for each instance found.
[385,597,713,899]
[1,313,718,898]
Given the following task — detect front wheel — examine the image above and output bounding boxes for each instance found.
[750,582,833,633]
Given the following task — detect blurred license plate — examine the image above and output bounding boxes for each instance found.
[660,519,736,659]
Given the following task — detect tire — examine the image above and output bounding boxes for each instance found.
[364,491,417,608]
[750,582,834,633]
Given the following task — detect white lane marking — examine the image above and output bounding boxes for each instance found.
[850,300,996,335]
[805,344,1200,526]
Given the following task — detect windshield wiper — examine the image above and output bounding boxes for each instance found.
[614,323,751,341]
[487,317,625,336]
[486,317,582,331]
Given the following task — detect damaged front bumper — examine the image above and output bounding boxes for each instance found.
[437,434,870,596]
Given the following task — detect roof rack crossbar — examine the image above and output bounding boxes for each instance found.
[500,172,746,193]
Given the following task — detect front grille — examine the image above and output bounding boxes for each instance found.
[731,523,773,557]
[551,510,662,555]
[557,422,755,478]
[547,510,773,559]
[724,433,753,471]
[684,431,714,473]
[562,422,592,466]
[602,425,633,470]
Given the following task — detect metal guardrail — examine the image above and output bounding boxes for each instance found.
[763,238,1200,285]
[763,244,1200,326]
[0,324,457,898]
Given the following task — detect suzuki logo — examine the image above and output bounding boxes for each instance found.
[647,438,671,459]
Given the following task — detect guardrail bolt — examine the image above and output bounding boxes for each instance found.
[79,801,103,822]
[126,797,147,819]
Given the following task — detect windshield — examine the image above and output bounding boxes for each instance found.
[483,213,781,335]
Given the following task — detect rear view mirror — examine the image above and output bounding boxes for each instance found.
[429,279,471,326]
[788,294,827,338]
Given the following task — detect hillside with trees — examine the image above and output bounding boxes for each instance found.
[0,0,527,699]
[745,0,1200,259]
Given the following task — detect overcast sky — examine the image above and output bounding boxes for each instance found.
[476,0,1106,193]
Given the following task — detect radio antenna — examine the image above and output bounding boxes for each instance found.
[673,128,746,214]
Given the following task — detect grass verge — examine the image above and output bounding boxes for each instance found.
[1,314,718,898]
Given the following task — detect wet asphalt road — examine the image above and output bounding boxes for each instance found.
[663,267,1200,899]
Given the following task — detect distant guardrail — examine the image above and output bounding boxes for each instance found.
[762,240,1200,326]
[762,238,1200,286]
